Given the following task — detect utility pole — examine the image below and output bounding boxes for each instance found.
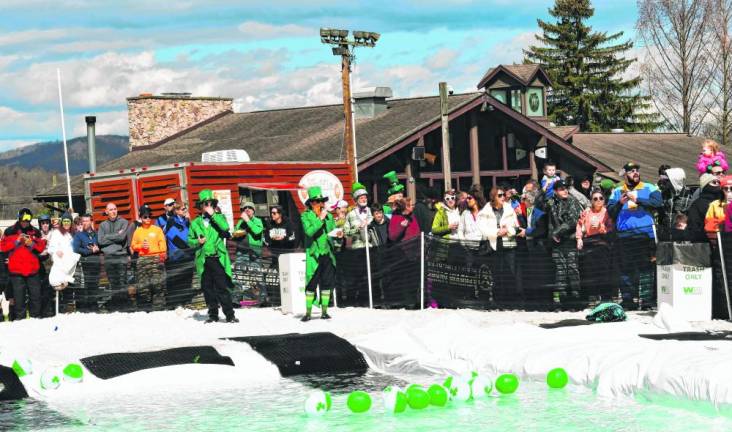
[320,28,380,182]
[439,82,452,191]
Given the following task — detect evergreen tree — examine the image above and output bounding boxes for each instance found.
[524,0,660,132]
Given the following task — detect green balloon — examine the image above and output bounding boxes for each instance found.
[347,391,372,413]
[406,385,430,410]
[427,384,448,407]
[546,368,569,389]
[495,374,519,394]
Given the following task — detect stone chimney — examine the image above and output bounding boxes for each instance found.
[127,92,233,150]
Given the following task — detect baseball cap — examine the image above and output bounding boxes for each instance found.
[623,162,641,172]
[163,198,176,206]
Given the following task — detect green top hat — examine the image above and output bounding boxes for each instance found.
[305,186,329,205]
[197,189,218,207]
[352,181,368,199]
[383,171,404,196]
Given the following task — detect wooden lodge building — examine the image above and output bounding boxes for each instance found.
[36,63,704,219]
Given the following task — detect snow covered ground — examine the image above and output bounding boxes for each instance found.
[1,306,732,410]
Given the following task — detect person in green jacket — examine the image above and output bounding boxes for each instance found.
[300,186,342,321]
[431,188,461,239]
[187,189,238,324]
[232,201,266,305]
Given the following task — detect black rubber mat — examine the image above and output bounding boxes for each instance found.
[226,332,368,377]
[0,365,28,401]
[639,331,732,341]
[539,319,597,329]
[80,346,234,380]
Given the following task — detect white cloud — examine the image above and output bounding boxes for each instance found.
[237,21,313,40]
[425,48,460,70]
[0,140,37,152]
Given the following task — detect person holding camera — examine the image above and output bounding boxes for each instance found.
[0,208,46,319]
[188,189,238,323]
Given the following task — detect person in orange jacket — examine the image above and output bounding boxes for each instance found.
[0,208,46,319]
[131,207,167,310]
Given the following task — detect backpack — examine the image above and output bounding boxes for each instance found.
[586,303,626,322]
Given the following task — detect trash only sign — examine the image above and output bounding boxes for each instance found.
[657,242,712,321]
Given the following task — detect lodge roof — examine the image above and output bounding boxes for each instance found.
[571,132,705,183]
[477,63,551,89]
[38,92,482,197]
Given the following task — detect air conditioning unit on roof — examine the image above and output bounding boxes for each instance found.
[201,149,250,163]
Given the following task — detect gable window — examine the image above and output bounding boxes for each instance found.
[510,89,522,113]
[490,89,507,104]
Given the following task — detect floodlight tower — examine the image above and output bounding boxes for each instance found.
[320,28,380,182]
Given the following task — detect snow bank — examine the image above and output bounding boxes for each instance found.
[1,307,731,409]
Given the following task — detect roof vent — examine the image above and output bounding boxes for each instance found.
[202,149,250,163]
[353,87,393,119]
[611,128,625,133]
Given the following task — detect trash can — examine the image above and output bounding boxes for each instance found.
[656,242,712,321]
[279,253,306,316]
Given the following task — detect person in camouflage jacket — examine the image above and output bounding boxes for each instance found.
[547,180,584,306]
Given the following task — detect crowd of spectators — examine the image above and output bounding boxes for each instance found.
[3,138,732,319]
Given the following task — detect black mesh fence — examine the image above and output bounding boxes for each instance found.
[4,224,732,318]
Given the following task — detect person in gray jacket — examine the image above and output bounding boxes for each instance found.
[97,202,129,308]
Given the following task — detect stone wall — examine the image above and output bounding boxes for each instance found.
[127,96,233,149]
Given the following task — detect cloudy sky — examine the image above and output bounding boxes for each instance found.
[0,0,638,151]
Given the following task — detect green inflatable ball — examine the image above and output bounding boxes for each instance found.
[427,384,449,407]
[495,373,519,395]
[546,368,569,389]
[406,385,430,410]
[347,391,372,413]
[62,363,84,383]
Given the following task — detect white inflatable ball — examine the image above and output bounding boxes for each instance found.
[451,379,472,402]
[304,390,331,416]
[471,376,492,398]
[382,385,408,414]
[12,358,33,377]
[40,368,62,390]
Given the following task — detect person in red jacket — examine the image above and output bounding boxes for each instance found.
[0,208,46,319]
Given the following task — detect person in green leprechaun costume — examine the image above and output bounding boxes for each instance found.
[300,186,342,321]
[187,189,238,323]
[383,171,405,216]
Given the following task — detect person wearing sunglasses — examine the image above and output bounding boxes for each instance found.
[432,188,461,239]
[576,189,614,302]
[477,186,522,302]
[131,207,167,310]
[704,175,732,237]
[265,205,297,250]
[608,162,664,309]
[300,186,341,321]
[188,189,238,324]
[547,180,584,305]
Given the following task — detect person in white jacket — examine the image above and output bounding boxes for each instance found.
[47,214,80,291]
[478,186,524,303]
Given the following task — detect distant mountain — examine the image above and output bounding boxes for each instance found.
[0,135,128,175]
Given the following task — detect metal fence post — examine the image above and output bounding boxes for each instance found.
[717,232,732,320]
[364,227,374,309]
[420,231,425,311]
